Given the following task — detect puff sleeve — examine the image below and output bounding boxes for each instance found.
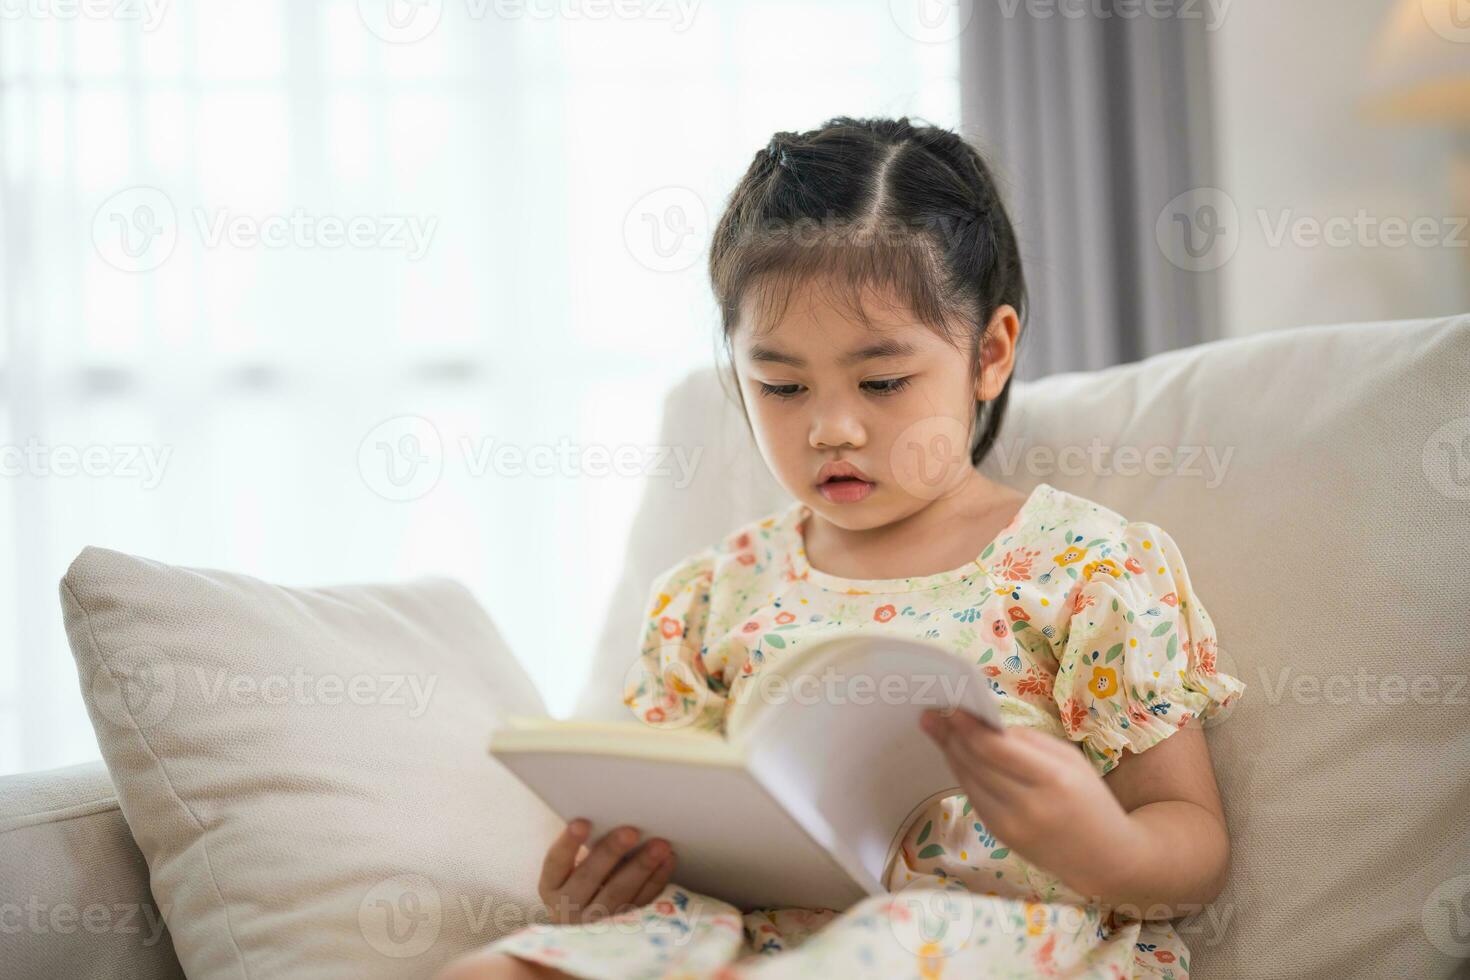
[1050,520,1246,777]
[621,545,727,734]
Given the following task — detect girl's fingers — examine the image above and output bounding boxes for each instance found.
[944,711,1046,785]
[926,711,1042,789]
[928,717,1033,804]
[538,819,589,898]
[590,838,670,914]
[562,825,642,909]
[938,736,1019,806]
[631,854,676,908]
[952,775,1007,824]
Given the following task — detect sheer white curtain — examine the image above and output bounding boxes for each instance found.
[0,0,958,775]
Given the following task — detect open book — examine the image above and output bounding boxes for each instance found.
[488,635,1002,912]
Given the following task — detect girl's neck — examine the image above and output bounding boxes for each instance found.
[800,471,1028,581]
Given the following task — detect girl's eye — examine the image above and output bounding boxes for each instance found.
[862,376,912,396]
[756,377,914,399]
[757,382,804,399]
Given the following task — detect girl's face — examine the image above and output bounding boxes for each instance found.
[733,274,1018,532]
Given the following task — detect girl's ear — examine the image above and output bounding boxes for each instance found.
[975,305,1020,402]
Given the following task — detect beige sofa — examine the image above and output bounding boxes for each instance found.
[2,314,1467,979]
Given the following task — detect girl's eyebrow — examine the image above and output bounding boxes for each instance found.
[746,338,920,369]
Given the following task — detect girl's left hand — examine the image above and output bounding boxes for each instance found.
[919,708,1136,900]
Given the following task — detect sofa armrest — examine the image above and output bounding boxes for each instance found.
[0,760,184,980]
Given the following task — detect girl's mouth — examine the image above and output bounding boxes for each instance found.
[817,476,875,503]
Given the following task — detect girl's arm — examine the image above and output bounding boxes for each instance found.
[1085,724,1231,914]
[920,709,1231,919]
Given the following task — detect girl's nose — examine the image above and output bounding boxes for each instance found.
[808,403,866,451]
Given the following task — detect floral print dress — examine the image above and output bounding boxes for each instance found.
[480,482,1246,979]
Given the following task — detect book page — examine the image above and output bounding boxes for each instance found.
[490,743,872,911]
[734,636,1000,890]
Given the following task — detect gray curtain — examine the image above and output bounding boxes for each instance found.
[959,0,1223,379]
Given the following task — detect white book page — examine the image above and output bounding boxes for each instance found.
[734,637,1000,889]
[492,749,872,911]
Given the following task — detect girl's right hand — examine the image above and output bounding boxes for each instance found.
[538,818,677,924]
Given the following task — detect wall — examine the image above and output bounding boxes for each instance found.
[1209,0,1468,335]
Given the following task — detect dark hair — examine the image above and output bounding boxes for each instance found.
[708,115,1028,468]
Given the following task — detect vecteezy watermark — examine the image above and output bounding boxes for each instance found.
[994,0,1232,29]
[728,666,973,712]
[623,186,709,273]
[193,208,436,260]
[885,882,980,959]
[190,667,439,719]
[889,0,975,43]
[357,415,704,502]
[0,897,171,944]
[360,874,443,958]
[92,187,178,273]
[1156,187,1241,273]
[358,874,722,958]
[989,436,1235,489]
[889,415,975,503]
[86,651,177,731]
[1422,0,1470,44]
[624,641,718,730]
[92,186,436,273]
[1257,208,1470,251]
[0,438,172,489]
[1248,665,1467,710]
[1157,187,1470,272]
[1422,415,1470,501]
[622,637,978,730]
[355,0,699,44]
[1423,874,1470,958]
[0,0,170,30]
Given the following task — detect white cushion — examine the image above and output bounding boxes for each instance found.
[580,314,1470,980]
[61,548,563,980]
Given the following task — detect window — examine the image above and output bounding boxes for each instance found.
[0,0,959,774]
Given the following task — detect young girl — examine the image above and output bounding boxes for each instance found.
[441,116,1246,980]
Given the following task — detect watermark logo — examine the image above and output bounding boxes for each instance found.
[1422,0,1470,43]
[1156,187,1239,273]
[358,416,445,502]
[993,0,1232,30]
[88,648,177,731]
[190,667,439,718]
[0,897,171,944]
[1158,186,1468,270]
[1423,874,1470,957]
[885,882,978,959]
[889,415,974,502]
[1196,642,1241,730]
[92,186,437,272]
[358,0,698,42]
[1257,209,1468,251]
[357,0,443,43]
[890,0,974,43]
[194,208,436,259]
[1422,415,1470,501]
[356,417,704,502]
[623,642,712,729]
[623,186,707,273]
[360,874,443,958]
[0,439,172,489]
[988,435,1234,489]
[93,186,178,273]
[1248,663,1466,711]
[0,0,170,30]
